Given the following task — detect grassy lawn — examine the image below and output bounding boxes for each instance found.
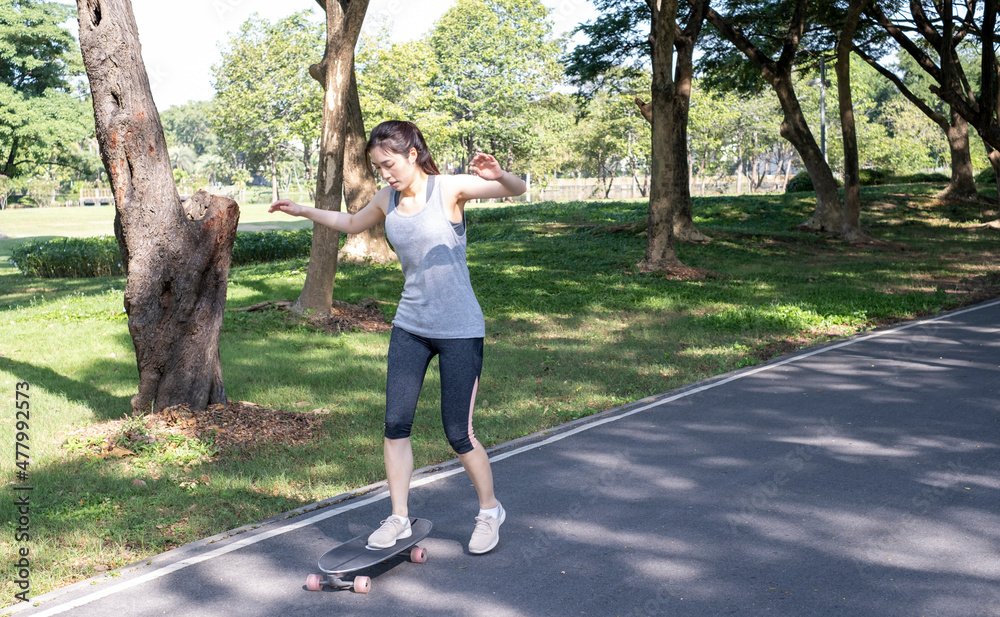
[1,185,998,605]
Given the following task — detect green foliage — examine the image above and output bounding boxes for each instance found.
[857,168,891,186]
[563,0,651,96]
[230,229,313,266]
[10,236,122,278]
[211,11,324,186]
[0,0,93,180]
[975,168,997,184]
[572,69,652,194]
[161,100,218,157]
[429,0,563,167]
[785,170,815,193]
[10,230,315,278]
[895,171,949,183]
[356,33,455,158]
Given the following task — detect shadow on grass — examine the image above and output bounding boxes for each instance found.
[0,355,132,420]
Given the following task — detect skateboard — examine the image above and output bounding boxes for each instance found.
[305,518,432,594]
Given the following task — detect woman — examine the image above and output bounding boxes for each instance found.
[270,120,526,554]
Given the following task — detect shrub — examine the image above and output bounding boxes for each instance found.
[858,168,892,186]
[10,237,123,278]
[230,228,313,266]
[784,170,813,193]
[9,229,314,278]
[975,168,997,184]
[893,172,949,184]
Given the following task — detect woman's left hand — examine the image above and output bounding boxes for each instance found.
[469,153,504,181]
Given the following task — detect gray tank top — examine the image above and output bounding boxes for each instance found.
[385,175,485,339]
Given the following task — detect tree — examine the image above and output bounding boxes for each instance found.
[211,12,324,204]
[574,72,652,198]
[293,0,370,314]
[76,0,239,415]
[853,18,980,202]
[429,0,562,170]
[0,0,93,179]
[635,0,711,271]
[866,0,1000,205]
[703,0,845,232]
[335,67,397,264]
[835,0,870,242]
[566,0,711,244]
[161,100,217,157]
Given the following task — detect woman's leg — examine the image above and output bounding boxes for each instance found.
[457,431,499,511]
[384,437,414,517]
[437,338,498,509]
[384,328,434,518]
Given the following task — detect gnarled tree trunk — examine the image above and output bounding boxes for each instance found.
[77,0,239,415]
[338,68,396,264]
[294,0,371,314]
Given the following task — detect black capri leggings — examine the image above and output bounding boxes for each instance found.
[384,326,484,454]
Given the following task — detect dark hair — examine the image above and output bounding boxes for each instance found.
[365,120,441,176]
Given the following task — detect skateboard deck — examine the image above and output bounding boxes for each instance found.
[305,518,432,594]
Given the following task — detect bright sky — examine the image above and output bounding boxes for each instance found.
[63,0,598,111]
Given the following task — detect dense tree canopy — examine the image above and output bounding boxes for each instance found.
[210,11,324,202]
[429,0,563,169]
[0,0,93,181]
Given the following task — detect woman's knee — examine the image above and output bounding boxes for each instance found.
[384,422,413,440]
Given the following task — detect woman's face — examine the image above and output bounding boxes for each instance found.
[369,145,419,190]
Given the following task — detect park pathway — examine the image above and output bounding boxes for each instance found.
[5,299,1000,617]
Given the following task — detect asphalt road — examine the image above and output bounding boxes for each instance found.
[7,299,1000,617]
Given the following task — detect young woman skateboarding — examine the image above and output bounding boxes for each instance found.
[270,120,526,554]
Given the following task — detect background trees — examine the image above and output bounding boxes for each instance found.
[0,0,95,204]
[429,0,563,172]
[211,11,324,204]
[8,1,1000,226]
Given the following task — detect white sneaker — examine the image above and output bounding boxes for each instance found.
[367,516,411,550]
[469,504,506,554]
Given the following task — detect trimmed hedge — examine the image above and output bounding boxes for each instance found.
[9,229,314,279]
[785,168,951,193]
[975,168,997,184]
[230,228,313,266]
[10,237,122,278]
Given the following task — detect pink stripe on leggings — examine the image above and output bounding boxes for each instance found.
[467,376,481,449]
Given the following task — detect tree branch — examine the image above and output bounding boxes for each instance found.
[852,45,948,130]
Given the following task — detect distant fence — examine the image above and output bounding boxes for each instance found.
[79,188,114,205]
[516,174,792,203]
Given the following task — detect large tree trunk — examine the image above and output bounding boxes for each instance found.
[77,0,239,415]
[837,1,868,242]
[337,68,397,264]
[939,111,981,202]
[294,0,370,314]
[635,0,711,260]
[773,76,843,231]
[707,3,844,233]
[639,0,684,272]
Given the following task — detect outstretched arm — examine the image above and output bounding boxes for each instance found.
[451,153,527,202]
[269,188,388,233]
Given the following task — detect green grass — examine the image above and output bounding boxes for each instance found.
[1,185,999,605]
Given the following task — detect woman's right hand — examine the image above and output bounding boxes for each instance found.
[269,199,304,216]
